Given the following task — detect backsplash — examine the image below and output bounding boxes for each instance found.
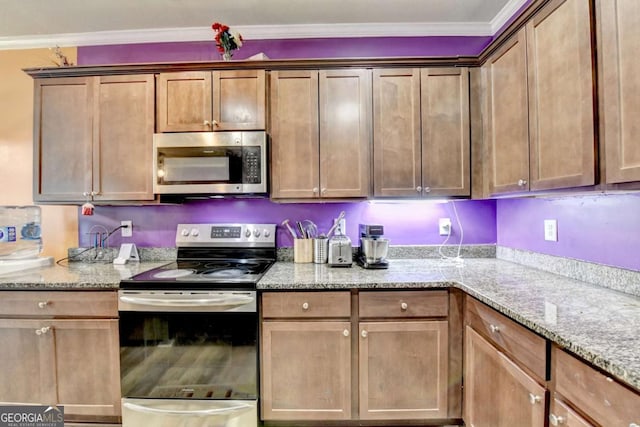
[78,198,497,249]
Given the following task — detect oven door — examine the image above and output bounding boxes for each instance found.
[153,131,266,194]
[122,398,257,427]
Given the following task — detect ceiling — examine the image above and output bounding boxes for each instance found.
[0,0,527,50]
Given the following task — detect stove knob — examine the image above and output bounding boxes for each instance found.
[254,229,261,238]
[264,229,271,238]
[190,228,200,237]
[181,229,190,237]
[245,229,252,238]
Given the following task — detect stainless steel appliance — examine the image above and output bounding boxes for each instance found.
[357,224,389,269]
[328,235,352,267]
[153,131,267,195]
[118,223,276,427]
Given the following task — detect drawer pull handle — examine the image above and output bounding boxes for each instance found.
[528,393,541,405]
[301,302,309,311]
[400,302,408,311]
[549,414,565,425]
[343,329,349,337]
[35,326,51,336]
[37,301,49,309]
[490,324,500,333]
[361,330,368,338]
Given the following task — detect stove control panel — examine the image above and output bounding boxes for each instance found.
[176,223,276,247]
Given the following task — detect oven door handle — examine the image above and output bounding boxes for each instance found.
[119,294,254,308]
[122,401,253,416]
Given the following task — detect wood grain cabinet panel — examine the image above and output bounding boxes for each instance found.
[464,326,546,427]
[270,69,371,199]
[0,291,121,422]
[34,75,155,202]
[359,320,448,420]
[372,68,470,198]
[157,70,265,132]
[549,397,594,427]
[597,0,640,184]
[526,0,596,191]
[262,291,350,319]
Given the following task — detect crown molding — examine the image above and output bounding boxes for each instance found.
[0,22,493,50]
[490,0,530,33]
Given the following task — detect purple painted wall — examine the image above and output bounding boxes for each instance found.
[77,36,492,65]
[80,199,496,248]
[497,194,640,271]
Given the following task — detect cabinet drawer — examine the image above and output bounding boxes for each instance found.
[0,291,117,317]
[262,292,351,319]
[553,346,640,426]
[465,296,546,381]
[359,290,448,319]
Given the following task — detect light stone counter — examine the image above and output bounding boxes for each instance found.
[259,259,640,391]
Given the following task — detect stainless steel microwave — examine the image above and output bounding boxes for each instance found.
[153,131,267,195]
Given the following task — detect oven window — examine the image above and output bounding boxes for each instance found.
[156,147,243,184]
[120,312,257,400]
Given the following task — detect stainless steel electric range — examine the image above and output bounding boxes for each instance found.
[118,223,276,427]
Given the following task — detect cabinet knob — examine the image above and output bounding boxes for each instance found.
[400,302,408,311]
[302,302,309,311]
[321,188,327,194]
[343,329,349,337]
[489,324,500,333]
[90,191,98,196]
[361,330,368,338]
[424,186,431,193]
[518,179,528,187]
[416,186,422,192]
[528,393,541,405]
[203,120,211,126]
[630,424,640,427]
[35,326,51,336]
[549,414,566,426]
[37,301,49,309]
[312,187,319,194]
[82,191,90,197]
[212,120,219,127]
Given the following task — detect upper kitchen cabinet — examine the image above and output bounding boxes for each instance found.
[156,70,266,132]
[270,69,371,199]
[483,0,596,196]
[373,68,470,198]
[597,0,640,184]
[34,75,155,202]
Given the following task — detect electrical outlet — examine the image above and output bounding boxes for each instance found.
[544,219,557,241]
[121,220,133,237]
[334,218,346,235]
[439,218,452,236]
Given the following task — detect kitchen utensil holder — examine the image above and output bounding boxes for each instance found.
[313,237,328,264]
[294,239,313,263]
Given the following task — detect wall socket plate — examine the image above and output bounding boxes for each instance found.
[439,218,452,236]
[121,220,133,237]
[544,219,557,241]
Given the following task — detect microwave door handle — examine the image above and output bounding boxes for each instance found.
[119,295,254,308]
[122,401,253,416]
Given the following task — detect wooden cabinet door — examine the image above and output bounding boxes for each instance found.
[319,69,372,198]
[372,68,421,197]
[33,77,93,202]
[526,0,596,191]
[270,70,320,198]
[212,70,266,130]
[94,75,155,201]
[359,321,448,420]
[597,0,640,183]
[421,68,470,197]
[550,398,594,427]
[261,321,351,421]
[464,326,546,427]
[53,319,121,418]
[484,29,531,195]
[156,71,212,132]
[0,319,56,405]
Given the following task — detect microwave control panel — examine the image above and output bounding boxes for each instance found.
[242,147,261,184]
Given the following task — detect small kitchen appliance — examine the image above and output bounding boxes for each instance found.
[357,224,389,269]
[118,223,276,427]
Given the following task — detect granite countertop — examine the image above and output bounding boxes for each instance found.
[0,261,168,289]
[260,259,640,391]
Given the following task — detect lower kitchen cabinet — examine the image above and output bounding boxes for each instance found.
[0,291,121,423]
[260,290,455,424]
[549,398,594,427]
